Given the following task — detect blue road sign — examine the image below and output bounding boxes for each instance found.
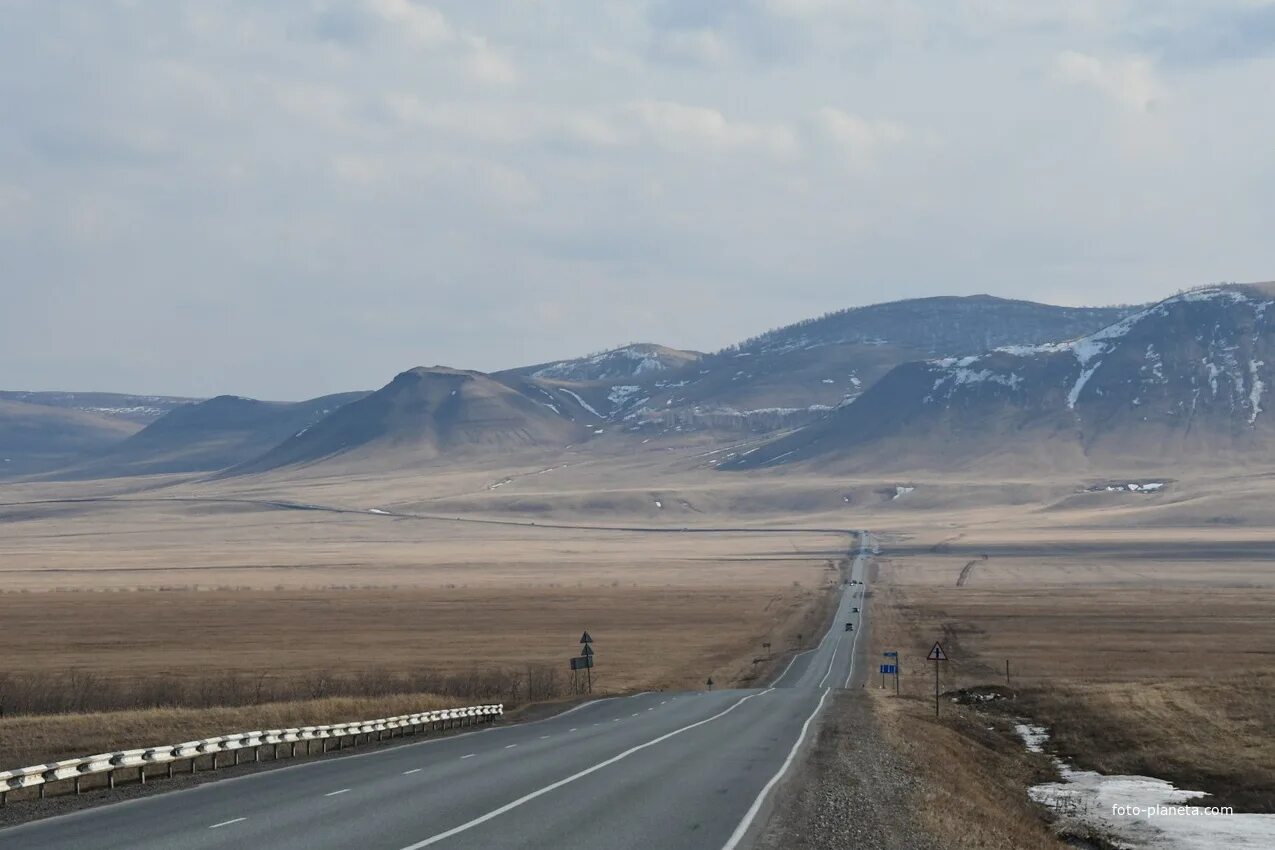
[879,664,897,674]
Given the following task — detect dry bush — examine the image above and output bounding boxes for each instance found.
[0,663,574,721]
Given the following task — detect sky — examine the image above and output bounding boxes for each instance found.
[2,1,1274,399]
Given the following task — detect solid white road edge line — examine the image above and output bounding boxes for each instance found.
[719,687,832,850]
[208,818,247,829]
[397,689,774,850]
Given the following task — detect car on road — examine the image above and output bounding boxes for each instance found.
[844,622,853,631]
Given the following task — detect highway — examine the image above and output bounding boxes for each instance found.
[0,533,872,850]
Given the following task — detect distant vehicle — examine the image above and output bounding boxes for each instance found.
[852,607,859,613]
[844,622,853,631]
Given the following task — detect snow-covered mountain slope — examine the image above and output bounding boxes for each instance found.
[499,296,1134,435]
[726,284,1275,471]
[613,295,1134,432]
[508,344,702,383]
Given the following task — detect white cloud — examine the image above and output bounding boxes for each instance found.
[3,1,1272,398]
[1054,50,1165,112]
[365,0,452,48]
[654,28,732,66]
[624,100,799,159]
[465,36,518,85]
[814,107,910,170]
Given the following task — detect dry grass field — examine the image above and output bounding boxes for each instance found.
[0,452,849,768]
[4,435,1275,840]
[864,477,1275,816]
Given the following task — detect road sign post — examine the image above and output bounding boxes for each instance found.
[926,642,948,716]
[883,651,899,695]
[878,663,897,688]
[574,631,594,694]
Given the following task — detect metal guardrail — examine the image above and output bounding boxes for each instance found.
[0,703,503,803]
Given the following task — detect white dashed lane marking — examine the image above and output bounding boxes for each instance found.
[325,789,350,797]
[403,769,422,775]
[209,818,246,830]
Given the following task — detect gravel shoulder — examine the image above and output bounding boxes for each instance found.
[754,689,934,850]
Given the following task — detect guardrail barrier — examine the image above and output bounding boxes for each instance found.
[0,703,503,804]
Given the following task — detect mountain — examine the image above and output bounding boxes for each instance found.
[513,296,1135,433]
[504,343,703,383]
[725,284,1275,471]
[0,400,142,477]
[0,391,201,476]
[233,366,589,475]
[52,392,368,479]
[0,391,199,424]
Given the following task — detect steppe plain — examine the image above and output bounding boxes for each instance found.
[2,433,1273,841]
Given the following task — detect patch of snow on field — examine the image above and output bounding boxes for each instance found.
[368,509,390,514]
[1015,723,1048,753]
[1015,723,1275,849]
[654,500,663,509]
[1086,482,1165,494]
[893,486,914,500]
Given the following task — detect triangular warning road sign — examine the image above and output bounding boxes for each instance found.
[581,644,594,656]
[926,642,948,662]
[580,631,593,644]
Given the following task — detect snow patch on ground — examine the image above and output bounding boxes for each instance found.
[1014,724,1275,849]
[1085,482,1165,493]
[892,486,914,500]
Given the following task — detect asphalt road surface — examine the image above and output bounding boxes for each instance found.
[0,533,872,850]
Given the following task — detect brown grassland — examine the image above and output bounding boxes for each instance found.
[3,437,1275,845]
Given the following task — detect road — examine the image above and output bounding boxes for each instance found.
[0,533,872,850]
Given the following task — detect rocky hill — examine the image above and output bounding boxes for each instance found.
[233,367,589,474]
[52,392,368,479]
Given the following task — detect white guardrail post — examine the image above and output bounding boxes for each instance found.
[0,703,503,806]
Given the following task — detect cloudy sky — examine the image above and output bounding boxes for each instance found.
[3,1,1273,398]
